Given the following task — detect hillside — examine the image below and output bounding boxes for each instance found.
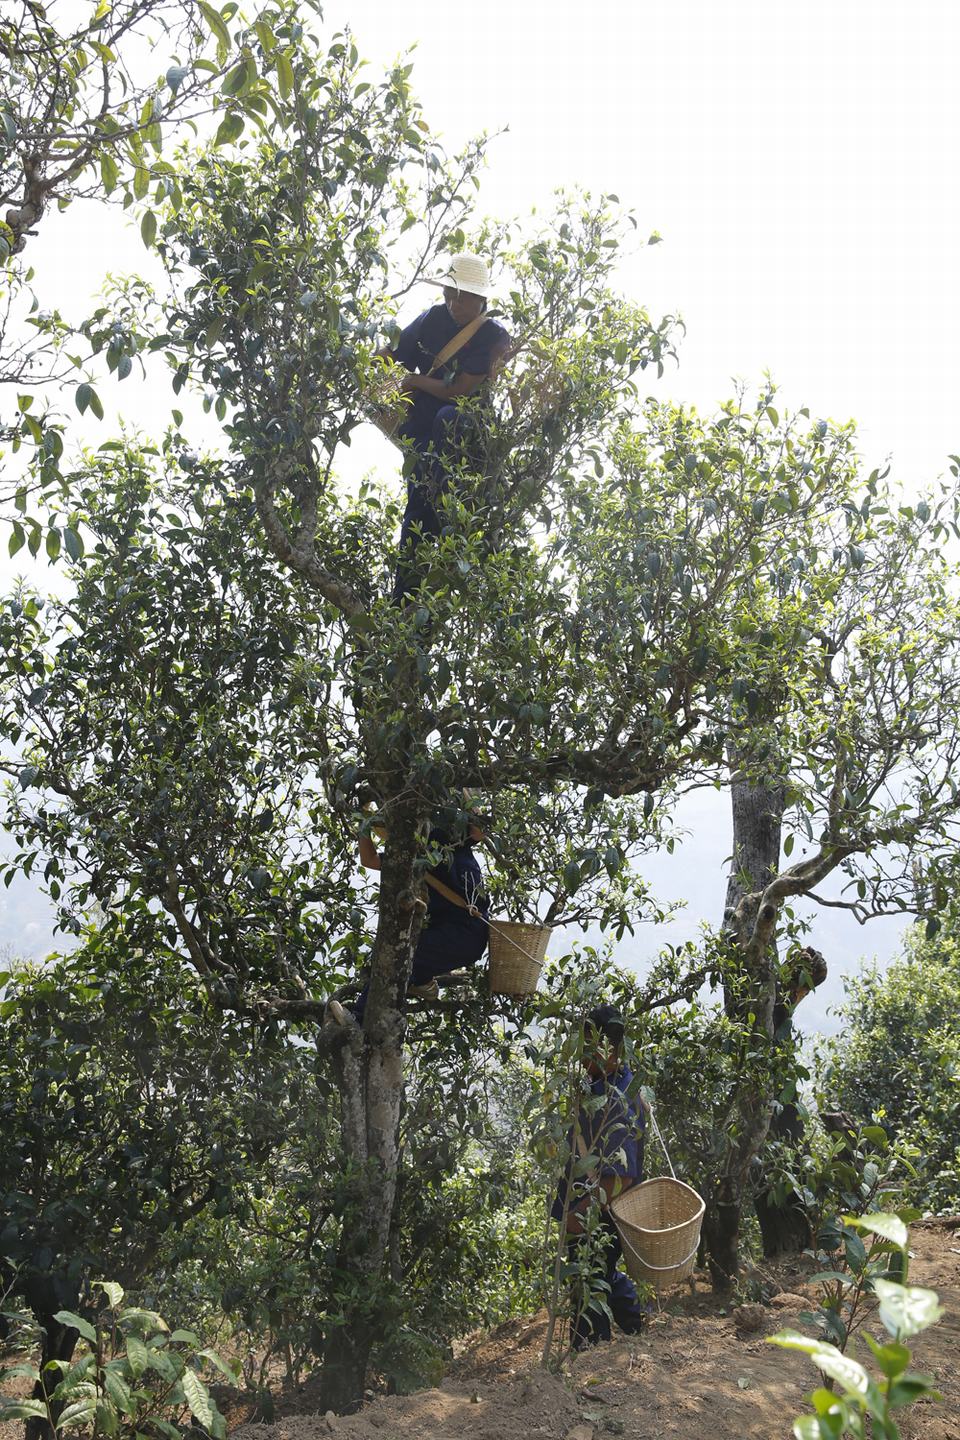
[232,1221,960,1440]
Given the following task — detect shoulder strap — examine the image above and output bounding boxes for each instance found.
[423,869,471,911]
[427,313,492,376]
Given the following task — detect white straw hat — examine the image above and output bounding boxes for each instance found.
[429,251,494,299]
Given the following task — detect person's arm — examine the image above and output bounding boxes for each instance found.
[380,311,427,369]
[399,369,488,402]
[359,832,381,871]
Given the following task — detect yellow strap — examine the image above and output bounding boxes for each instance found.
[427,313,492,376]
[423,869,476,913]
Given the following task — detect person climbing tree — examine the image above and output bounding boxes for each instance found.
[330,811,490,1025]
[379,252,511,599]
[552,1004,648,1348]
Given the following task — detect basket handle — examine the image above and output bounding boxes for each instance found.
[647,1101,677,1180]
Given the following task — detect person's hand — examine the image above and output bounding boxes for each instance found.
[399,371,420,393]
[564,1206,587,1236]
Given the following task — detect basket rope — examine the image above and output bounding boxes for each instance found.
[617,1228,700,1273]
[646,1102,677,1180]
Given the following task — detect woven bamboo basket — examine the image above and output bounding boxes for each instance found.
[610,1177,705,1291]
[487,920,552,997]
[364,367,412,448]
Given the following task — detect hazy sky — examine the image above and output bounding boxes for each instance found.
[3,0,957,1031]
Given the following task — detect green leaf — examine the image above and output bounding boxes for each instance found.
[96,1281,124,1308]
[886,1374,941,1408]
[125,1336,149,1378]
[182,1369,214,1430]
[149,1420,183,1440]
[63,526,84,562]
[169,1329,199,1345]
[873,1279,943,1339]
[100,151,119,194]
[0,1401,49,1421]
[221,59,249,96]
[197,1349,240,1385]
[53,1311,96,1343]
[88,387,104,420]
[214,112,244,147]
[198,1,230,64]
[145,1349,178,1383]
[57,1398,98,1429]
[9,521,26,556]
[46,526,61,562]
[166,64,191,95]
[846,1213,908,1249]
[276,53,294,99]
[141,211,157,248]
[769,1332,872,1402]
[863,1334,910,1380]
[76,382,92,414]
[562,860,580,893]
[102,1367,131,1411]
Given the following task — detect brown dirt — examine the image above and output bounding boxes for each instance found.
[3,1224,956,1440]
[231,1221,960,1440]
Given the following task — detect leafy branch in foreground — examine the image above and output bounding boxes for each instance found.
[771,1217,943,1440]
[0,1282,238,1440]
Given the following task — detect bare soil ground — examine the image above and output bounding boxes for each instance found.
[3,1223,956,1440]
[231,1220,960,1440]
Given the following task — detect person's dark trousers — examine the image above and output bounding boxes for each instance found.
[568,1210,646,1349]
[392,405,479,601]
[351,922,488,1022]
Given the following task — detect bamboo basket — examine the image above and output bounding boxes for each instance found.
[610,1177,705,1291]
[487,920,552,998]
[364,368,411,448]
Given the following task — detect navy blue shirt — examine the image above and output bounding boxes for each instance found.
[426,830,489,935]
[391,304,509,441]
[551,1066,646,1221]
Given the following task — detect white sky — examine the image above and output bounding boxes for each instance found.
[4,0,958,1030]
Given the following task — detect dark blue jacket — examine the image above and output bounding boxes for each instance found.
[425,831,489,938]
[391,304,509,441]
[551,1066,646,1221]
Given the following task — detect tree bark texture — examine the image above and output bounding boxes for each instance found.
[707,748,786,1291]
[319,806,422,1414]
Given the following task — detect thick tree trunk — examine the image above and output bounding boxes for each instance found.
[319,805,422,1414]
[25,1296,81,1440]
[708,753,785,1292]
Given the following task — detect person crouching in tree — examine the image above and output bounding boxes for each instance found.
[331,812,490,1025]
[378,252,510,600]
[552,1004,649,1348]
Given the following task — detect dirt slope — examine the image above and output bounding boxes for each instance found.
[240,1221,959,1440]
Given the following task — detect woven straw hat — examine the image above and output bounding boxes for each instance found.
[429,251,494,298]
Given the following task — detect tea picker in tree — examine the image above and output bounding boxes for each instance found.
[329,809,491,1025]
[552,1004,649,1348]
[379,252,511,599]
